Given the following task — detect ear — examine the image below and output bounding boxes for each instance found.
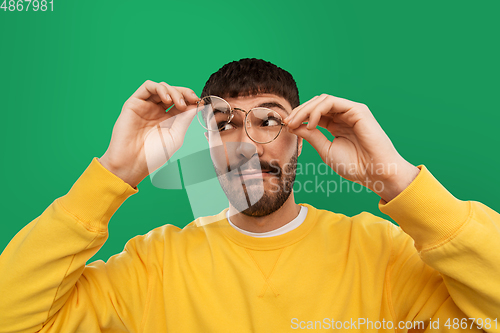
[204,131,209,142]
[297,136,303,157]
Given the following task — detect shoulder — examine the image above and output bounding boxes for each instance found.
[133,220,210,249]
[131,206,230,250]
[118,219,216,270]
[306,203,413,253]
[310,204,397,239]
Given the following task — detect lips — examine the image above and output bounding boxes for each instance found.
[236,168,272,180]
[238,169,270,175]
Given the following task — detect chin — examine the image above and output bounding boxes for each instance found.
[235,183,293,217]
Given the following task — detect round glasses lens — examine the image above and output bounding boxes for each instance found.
[246,108,283,143]
[197,96,231,131]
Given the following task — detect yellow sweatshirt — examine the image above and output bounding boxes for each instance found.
[0,158,499,333]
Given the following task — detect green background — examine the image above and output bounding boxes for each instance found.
[1,1,499,262]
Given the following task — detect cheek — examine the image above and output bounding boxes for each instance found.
[270,134,297,156]
[209,139,250,171]
[208,137,227,170]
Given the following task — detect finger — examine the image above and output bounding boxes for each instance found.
[331,107,369,128]
[162,84,199,107]
[289,94,365,130]
[172,86,200,105]
[284,95,321,123]
[147,94,163,104]
[320,96,368,128]
[307,109,323,130]
[288,124,332,162]
[287,94,329,129]
[130,80,172,107]
[159,82,188,110]
[291,116,347,138]
[161,108,198,146]
[159,99,199,122]
[306,98,346,130]
[156,83,173,105]
[323,95,361,113]
[132,80,164,101]
[172,108,198,134]
[284,95,322,124]
[317,117,352,137]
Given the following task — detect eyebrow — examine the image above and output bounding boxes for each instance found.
[256,102,289,115]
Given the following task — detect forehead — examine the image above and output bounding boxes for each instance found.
[223,94,293,114]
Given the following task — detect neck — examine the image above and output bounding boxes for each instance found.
[227,193,301,233]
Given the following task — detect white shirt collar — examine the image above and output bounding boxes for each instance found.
[226,206,308,238]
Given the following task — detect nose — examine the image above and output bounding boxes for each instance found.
[235,128,262,159]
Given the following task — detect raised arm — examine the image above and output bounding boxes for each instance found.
[0,80,199,332]
[286,93,500,331]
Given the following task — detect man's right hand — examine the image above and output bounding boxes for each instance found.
[99,80,199,188]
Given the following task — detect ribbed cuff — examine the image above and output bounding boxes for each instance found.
[57,157,139,232]
[378,165,470,250]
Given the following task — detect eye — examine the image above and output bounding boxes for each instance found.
[261,117,281,127]
[217,121,236,132]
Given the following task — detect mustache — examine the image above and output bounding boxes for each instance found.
[228,159,281,176]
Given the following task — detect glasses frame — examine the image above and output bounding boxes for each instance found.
[196,95,287,144]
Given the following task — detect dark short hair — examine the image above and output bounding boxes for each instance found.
[201,58,300,109]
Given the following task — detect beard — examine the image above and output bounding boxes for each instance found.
[213,145,298,217]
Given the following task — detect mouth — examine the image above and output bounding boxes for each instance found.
[236,169,273,180]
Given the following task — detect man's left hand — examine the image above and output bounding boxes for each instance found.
[284,94,420,203]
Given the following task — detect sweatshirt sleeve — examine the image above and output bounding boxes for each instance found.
[379,165,500,332]
[0,158,148,333]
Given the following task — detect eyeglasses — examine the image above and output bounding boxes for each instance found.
[196,95,287,144]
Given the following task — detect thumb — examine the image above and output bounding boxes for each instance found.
[144,107,198,173]
[170,107,198,139]
[288,124,331,160]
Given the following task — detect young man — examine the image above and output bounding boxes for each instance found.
[0,58,498,332]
